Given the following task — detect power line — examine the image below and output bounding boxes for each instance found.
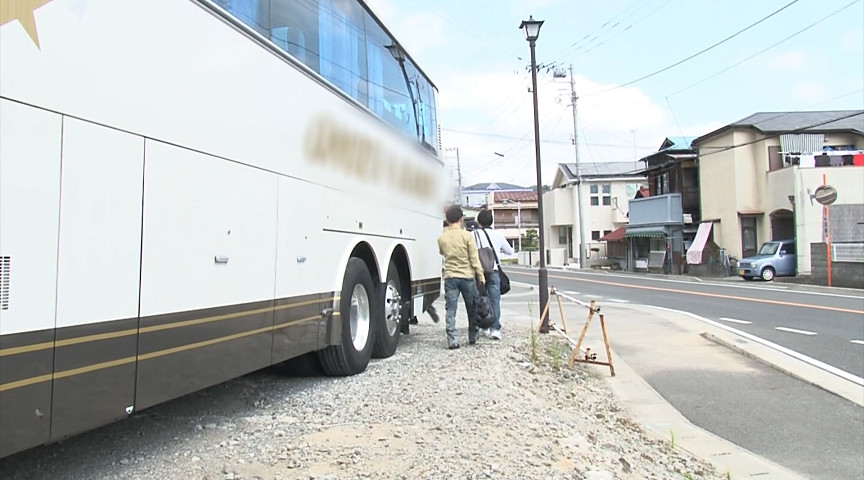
[407,0,522,60]
[565,0,673,61]
[668,0,862,98]
[440,127,656,149]
[560,0,654,53]
[584,0,801,98]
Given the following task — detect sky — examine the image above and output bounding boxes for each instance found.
[361,0,864,190]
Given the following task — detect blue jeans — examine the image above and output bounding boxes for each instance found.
[486,270,502,331]
[444,277,479,344]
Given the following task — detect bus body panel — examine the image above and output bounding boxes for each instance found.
[50,117,144,441]
[0,100,62,457]
[139,140,279,318]
[55,118,145,329]
[0,100,62,335]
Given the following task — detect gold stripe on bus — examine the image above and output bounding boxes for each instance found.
[0,296,337,357]
[0,330,138,357]
[0,373,54,392]
[0,316,321,392]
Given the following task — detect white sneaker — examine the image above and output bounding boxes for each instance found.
[490,329,502,340]
[481,328,491,338]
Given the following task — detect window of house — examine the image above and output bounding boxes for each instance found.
[591,230,601,241]
[558,227,567,245]
[604,230,612,237]
[740,216,758,258]
[590,184,611,206]
[654,172,670,195]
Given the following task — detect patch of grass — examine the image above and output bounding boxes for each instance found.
[528,300,541,364]
[661,429,677,454]
[549,337,563,371]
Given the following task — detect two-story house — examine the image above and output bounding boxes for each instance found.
[625,137,699,275]
[460,182,531,208]
[486,191,539,252]
[692,110,864,279]
[544,162,646,267]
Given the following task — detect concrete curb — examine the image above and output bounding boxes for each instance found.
[598,346,811,480]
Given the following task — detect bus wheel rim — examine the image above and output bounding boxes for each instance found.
[384,280,402,336]
[350,284,371,350]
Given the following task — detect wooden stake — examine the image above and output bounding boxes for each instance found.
[573,300,596,352]
[537,293,554,333]
[555,292,568,333]
[599,314,615,376]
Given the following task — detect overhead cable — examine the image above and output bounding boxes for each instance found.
[584,0,801,98]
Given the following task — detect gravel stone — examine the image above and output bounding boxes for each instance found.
[0,322,727,480]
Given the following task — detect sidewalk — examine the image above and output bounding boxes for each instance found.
[496,286,821,480]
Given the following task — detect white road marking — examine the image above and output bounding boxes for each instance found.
[644,305,864,386]
[606,298,630,303]
[719,317,752,325]
[851,340,864,345]
[564,290,581,295]
[775,327,818,336]
[505,265,864,300]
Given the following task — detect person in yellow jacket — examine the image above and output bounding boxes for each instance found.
[437,205,486,349]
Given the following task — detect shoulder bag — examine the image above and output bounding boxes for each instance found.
[480,229,511,295]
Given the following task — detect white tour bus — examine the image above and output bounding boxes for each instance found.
[0,0,444,458]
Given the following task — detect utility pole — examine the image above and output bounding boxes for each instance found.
[569,65,587,269]
[456,148,463,205]
[445,147,463,205]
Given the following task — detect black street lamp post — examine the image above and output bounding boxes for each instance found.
[519,16,549,333]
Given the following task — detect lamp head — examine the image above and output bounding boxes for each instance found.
[519,16,544,41]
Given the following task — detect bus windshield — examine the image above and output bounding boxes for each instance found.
[213,0,438,154]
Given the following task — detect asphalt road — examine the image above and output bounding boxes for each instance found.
[502,266,864,480]
[507,267,864,380]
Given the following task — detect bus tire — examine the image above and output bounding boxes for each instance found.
[372,261,403,358]
[318,258,375,376]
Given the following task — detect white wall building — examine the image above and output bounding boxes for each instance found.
[544,163,647,267]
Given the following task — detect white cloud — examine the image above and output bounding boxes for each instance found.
[841,31,863,53]
[433,69,683,187]
[764,50,808,72]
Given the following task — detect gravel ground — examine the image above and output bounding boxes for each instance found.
[1,319,727,480]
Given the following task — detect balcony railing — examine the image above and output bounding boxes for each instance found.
[629,194,684,226]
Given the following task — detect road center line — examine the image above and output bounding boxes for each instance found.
[511,272,864,315]
[775,327,818,336]
[719,317,752,325]
[851,340,864,345]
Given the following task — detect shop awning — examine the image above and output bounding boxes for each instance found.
[624,226,667,238]
[686,221,713,264]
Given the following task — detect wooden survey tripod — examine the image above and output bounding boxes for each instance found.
[537,286,615,376]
